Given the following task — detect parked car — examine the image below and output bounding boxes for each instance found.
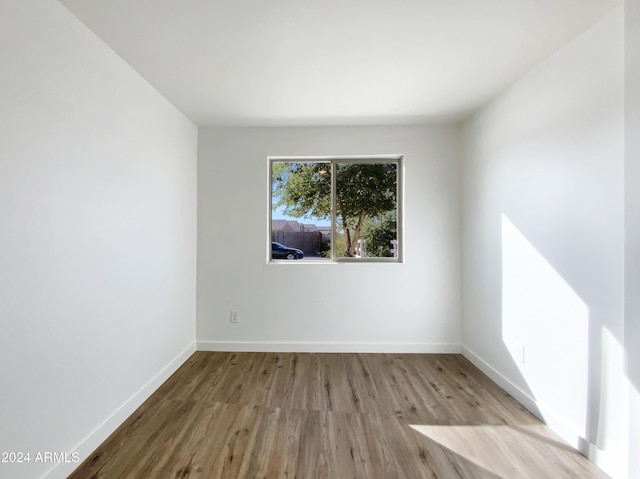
[271,242,304,260]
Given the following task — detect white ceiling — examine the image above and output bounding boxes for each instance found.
[59,0,620,126]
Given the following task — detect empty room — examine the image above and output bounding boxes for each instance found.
[1,0,638,478]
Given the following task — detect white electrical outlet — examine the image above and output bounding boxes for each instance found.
[230,311,239,324]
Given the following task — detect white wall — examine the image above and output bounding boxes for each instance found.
[197,125,461,352]
[625,0,640,477]
[461,9,627,478]
[0,2,197,478]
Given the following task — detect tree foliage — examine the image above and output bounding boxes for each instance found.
[272,161,397,256]
[361,211,397,258]
[272,162,331,219]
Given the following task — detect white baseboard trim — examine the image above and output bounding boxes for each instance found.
[461,345,540,418]
[44,341,197,479]
[197,341,461,354]
[461,345,589,454]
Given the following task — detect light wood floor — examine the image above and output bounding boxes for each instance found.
[69,352,609,478]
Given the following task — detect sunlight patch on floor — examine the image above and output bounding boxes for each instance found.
[409,424,609,479]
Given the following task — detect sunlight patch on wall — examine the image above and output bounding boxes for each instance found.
[501,214,589,439]
[629,384,640,478]
[589,327,628,478]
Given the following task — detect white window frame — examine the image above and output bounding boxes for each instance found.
[268,155,403,263]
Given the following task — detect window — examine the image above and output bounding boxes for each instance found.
[270,156,402,262]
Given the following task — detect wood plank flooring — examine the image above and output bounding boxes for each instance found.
[69,352,609,479]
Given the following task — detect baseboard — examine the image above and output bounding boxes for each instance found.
[461,345,541,420]
[197,340,461,354]
[44,341,197,479]
[461,345,590,453]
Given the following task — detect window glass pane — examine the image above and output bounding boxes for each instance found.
[271,161,331,260]
[334,162,398,258]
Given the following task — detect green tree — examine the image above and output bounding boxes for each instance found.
[272,162,331,219]
[272,162,397,256]
[361,210,397,258]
